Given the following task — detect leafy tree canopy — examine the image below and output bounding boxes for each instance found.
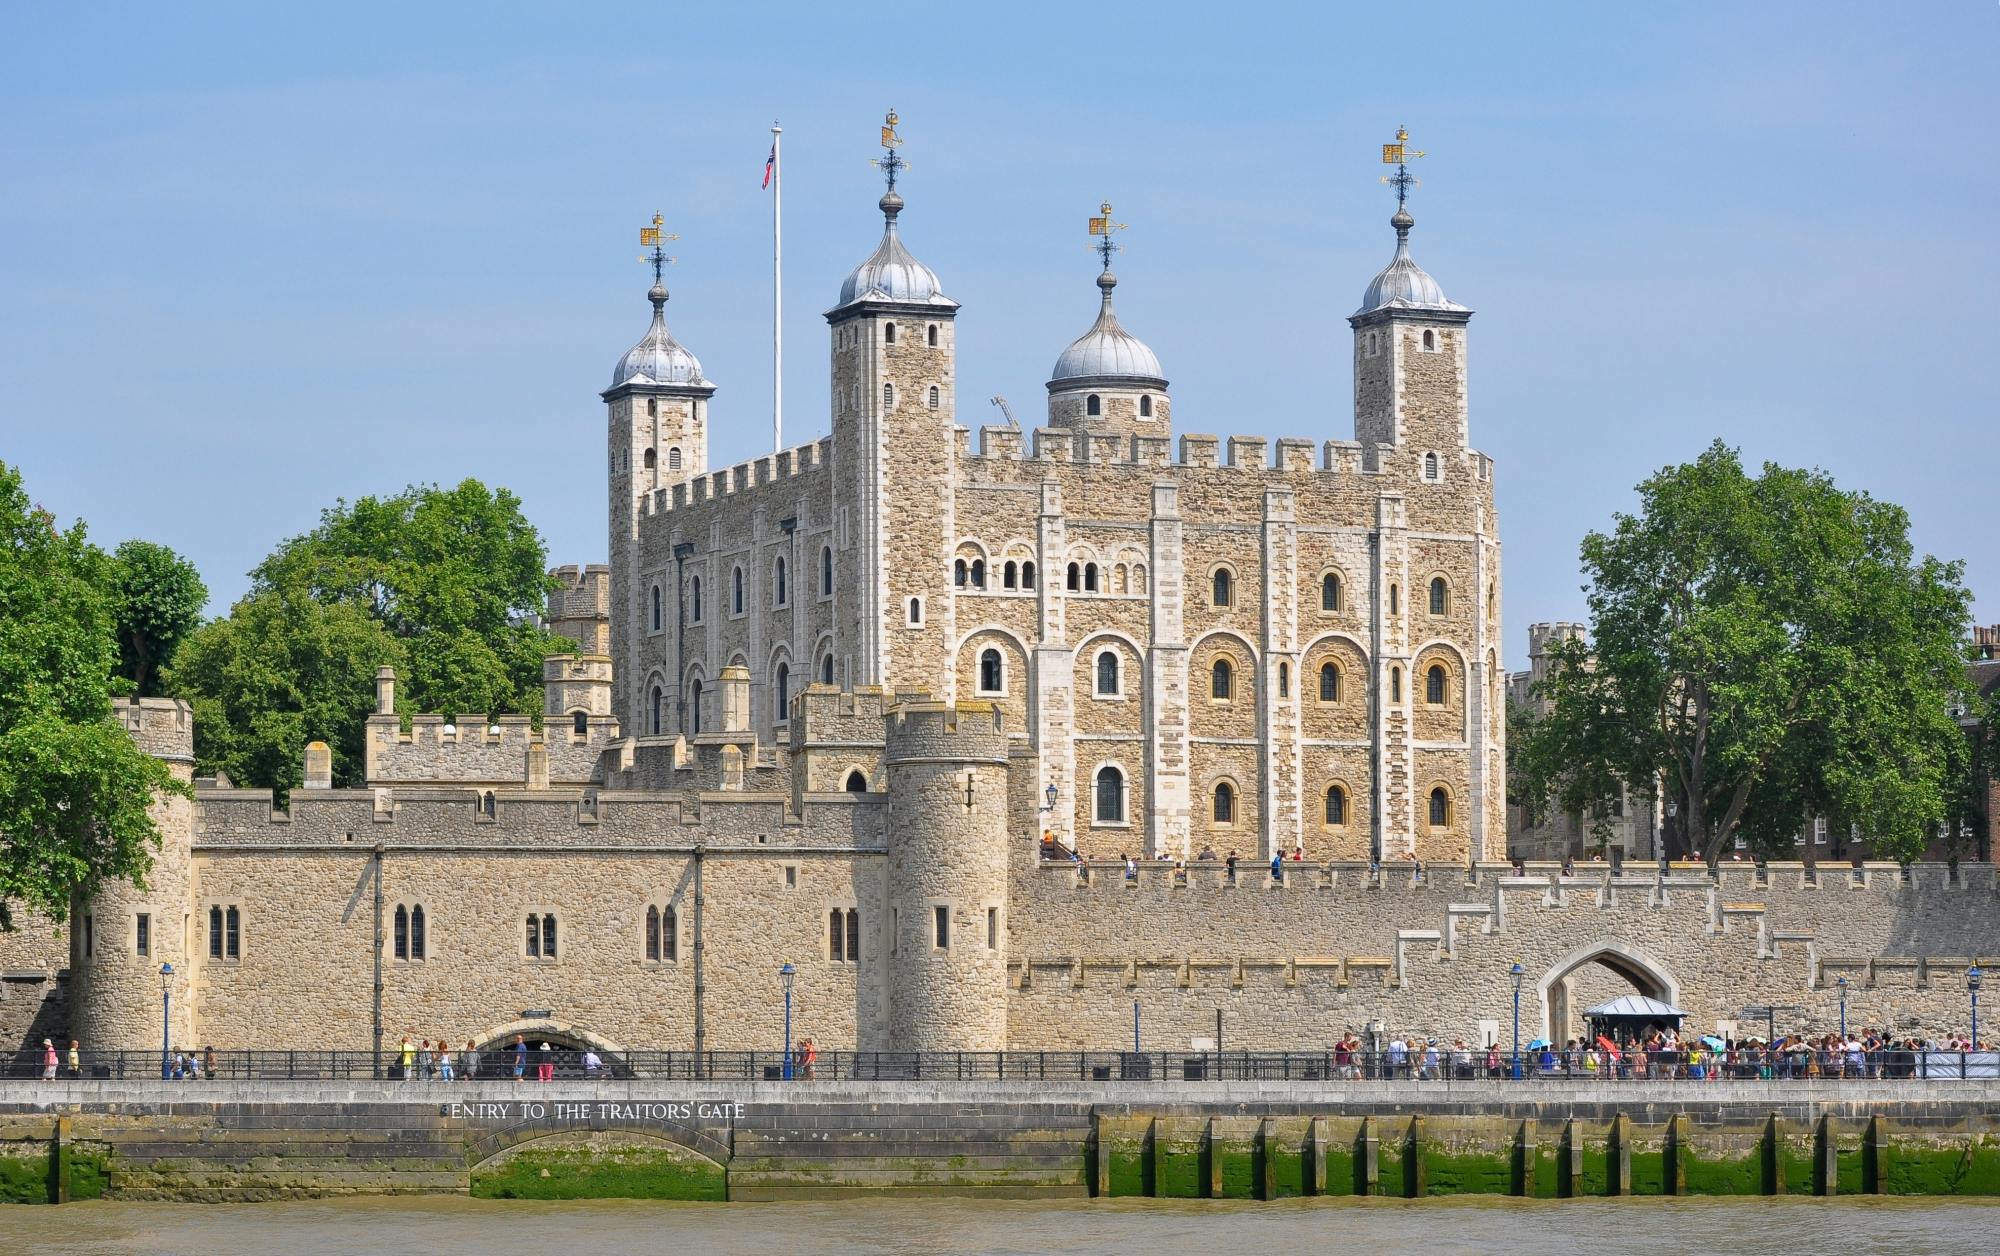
[111,539,207,697]
[1515,441,1971,865]
[0,461,184,928]
[170,479,568,789]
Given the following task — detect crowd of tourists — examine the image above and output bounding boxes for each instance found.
[394,1035,606,1081]
[1348,1029,1990,1080]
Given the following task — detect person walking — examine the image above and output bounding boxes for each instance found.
[438,1038,454,1082]
[802,1038,818,1081]
[203,1045,216,1080]
[40,1038,58,1081]
[536,1041,554,1083]
[512,1035,528,1082]
[67,1039,81,1079]
[463,1040,481,1081]
[399,1036,416,1081]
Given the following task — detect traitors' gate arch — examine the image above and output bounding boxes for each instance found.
[1534,939,1682,1045]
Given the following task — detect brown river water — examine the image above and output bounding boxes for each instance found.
[3,1196,1992,1256]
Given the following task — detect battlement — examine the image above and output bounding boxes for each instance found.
[1526,621,1587,656]
[364,710,614,787]
[546,564,610,618]
[650,436,834,518]
[116,696,193,761]
[965,425,1436,482]
[885,699,1010,763]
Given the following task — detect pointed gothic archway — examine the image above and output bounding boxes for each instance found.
[1534,940,1681,1045]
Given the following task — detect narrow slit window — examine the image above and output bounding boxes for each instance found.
[934,905,949,949]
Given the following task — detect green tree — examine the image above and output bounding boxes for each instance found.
[169,479,567,790]
[110,539,207,697]
[1515,441,1971,865]
[0,461,185,929]
[168,589,405,792]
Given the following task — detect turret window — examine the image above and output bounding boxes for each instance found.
[1067,562,1080,591]
[821,654,835,684]
[1094,765,1126,824]
[1423,451,1441,482]
[978,648,1004,694]
[775,557,788,606]
[883,382,896,410]
[820,546,834,597]
[650,585,662,632]
[1429,576,1449,615]
[1321,572,1342,611]
[1426,664,1448,705]
[845,770,868,793]
[1212,781,1236,825]
[971,559,985,588]
[908,597,923,625]
[731,566,745,616]
[1319,662,1341,702]
[1086,394,1101,417]
[928,385,940,410]
[1139,395,1153,418]
[927,323,938,347]
[649,685,664,736]
[572,710,588,737]
[1003,561,1017,588]
[668,447,682,471]
[955,559,968,587]
[774,662,791,722]
[644,447,657,470]
[689,576,703,623]
[1022,560,1036,589]
[884,321,897,344]
[1096,650,1120,696]
[647,398,658,417]
[1211,567,1234,607]
[1422,329,1437,351]
[1429,787,1452,827]
[1278,662,1289,697]
[1390,666,1402,703]
[1324,784,1348,825]
[1211,658,1234,701]
[689,679,703,734]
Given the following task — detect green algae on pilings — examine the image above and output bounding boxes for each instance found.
[1779,1139,1816,1196]
[0,1151,51,1204]
[1320,1144,1358,1195]
[1267,1143,1304,1198]
[1681,1149,1765,1196]
[1214,1143,1256,1199]
[1884,1142,2000,1196]
[1834,1143,1865,1196]
[1106,1146,1146,1197]
[1577,1142,1611,1197]
[1378,1139,1411,1197]
[1154,1142,1202,1198]
[1627,1141,1667,1196]
[1533,1145,1562,1198]
[1419,1149,1512,1195]
[469,1144,724,1201]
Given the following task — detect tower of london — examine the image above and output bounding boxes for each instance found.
[4,118,1989,1063]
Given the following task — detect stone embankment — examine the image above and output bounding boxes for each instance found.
[3,1079,1998,1202]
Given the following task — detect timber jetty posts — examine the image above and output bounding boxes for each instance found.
[6,1079,2000,1202]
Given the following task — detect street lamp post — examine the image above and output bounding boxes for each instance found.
[1510,962,1526,1081]
[779,962,796,1081]
[1836,975,1848,1039]
[1970,966,1982,1061]
[159,963,174,1079]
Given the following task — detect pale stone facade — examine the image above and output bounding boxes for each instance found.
[4,144,1992,1063]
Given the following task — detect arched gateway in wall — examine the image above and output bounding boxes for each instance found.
[1534,940,1681,1045]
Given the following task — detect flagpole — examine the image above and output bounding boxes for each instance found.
[772,121,783,453]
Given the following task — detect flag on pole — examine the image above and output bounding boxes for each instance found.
[763,142,776,189]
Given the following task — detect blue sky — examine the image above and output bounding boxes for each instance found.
[2,2,1994,652]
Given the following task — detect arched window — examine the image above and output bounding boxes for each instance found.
[829,908,860,962]
[884,321,896,344]
[731,567,745,615]
[1084,563,1099,592]
[1139,395,1153,418]
[1429,787,1451,827]
[1389,584,1399,615]
[845,770,869,793]
[1067,562,1081,591]
[643,447,657,470]
[955,559,968,587]
[649,685,664,736]
[1212,781,1235,824]
[572,710,588,737]
[928,385,939,410]
[689,576,703,623]
[689,679,703,734]
[979,648,1003,693]
[662,905,677,960]
[1319,662,1340,702]
[408,905,422,960]
[1426,664,1447,704]
[1086,394,1101,416]
[645,904,661,962]
[1212,568,1233,607]
[1423,451,1440,482]
[1211,657,1233,700]
[1278,661,1289,697]
[525,912,557,959]
[482,790,496,816]
[883,382,895,409]
[1429,577,1448,615]
[820,546,833,596]
[1096,650,1119,695]
[971,559,985,588]
[393,904,409,960]
[1325,784,1347,825]
[1003,560,1017,588]
[1321,572,1341,611]
[647,398,658,417]
[907,597,922,624]
[820,654,835,684]
[1094,765,1125,823]
[775,557,788,605]
[1390,666,1402,703]
[774,662,790,721]
[650,585,662,631]
[668,447,682,471]
[1022,560,1036,589]
[927,324,938,347]
[1422,329,1437,350]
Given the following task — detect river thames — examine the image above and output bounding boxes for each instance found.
[6,1195,1993,1255]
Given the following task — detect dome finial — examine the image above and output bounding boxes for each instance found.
[611,209,706,389]
[1049,200,1164,387]
[639,210,679,291]
[835,110,956,310]
[870,108,908,228]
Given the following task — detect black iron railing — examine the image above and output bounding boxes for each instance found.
[3,1047,1994,1083]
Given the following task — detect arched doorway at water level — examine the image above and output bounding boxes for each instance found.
[466,1021,631,1080]
[1534,940,1681,1045]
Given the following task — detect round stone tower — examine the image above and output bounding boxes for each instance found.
[74,697,196,1052]
[884,700,1011,1051]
